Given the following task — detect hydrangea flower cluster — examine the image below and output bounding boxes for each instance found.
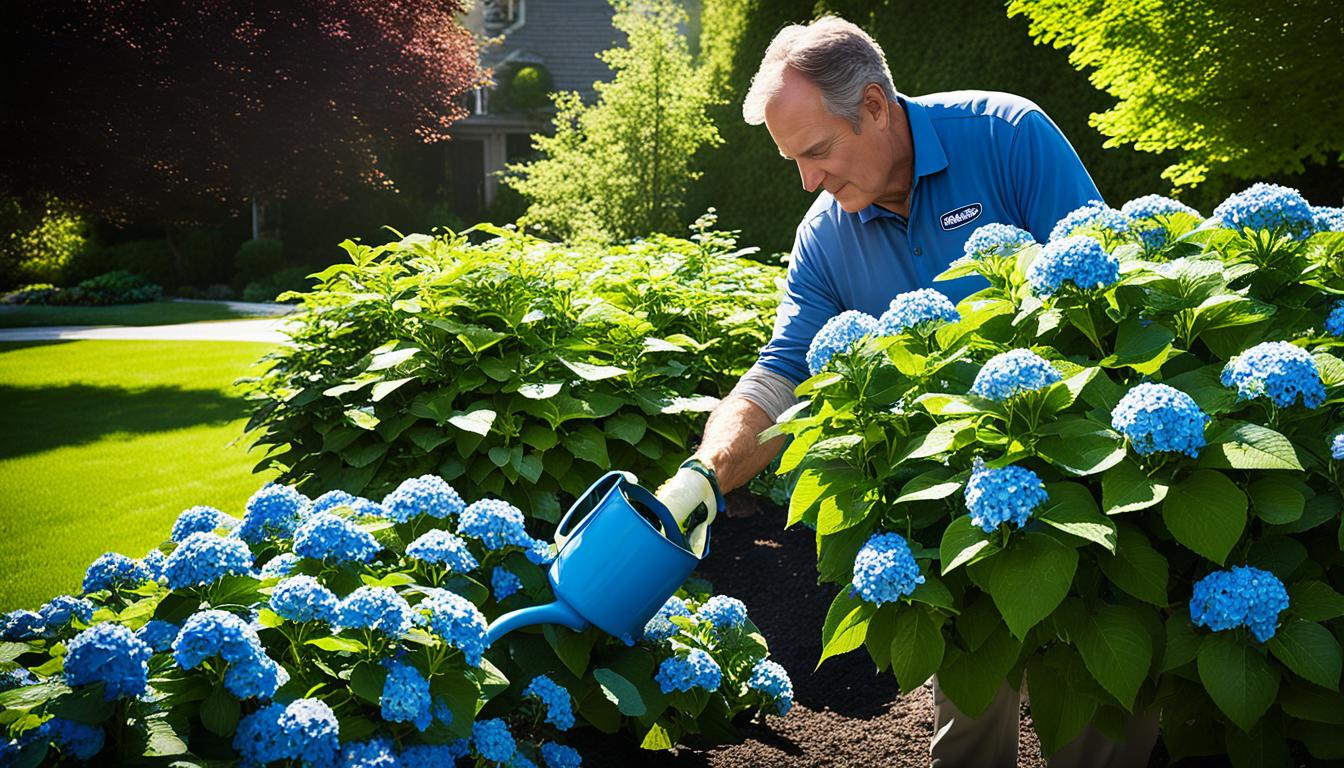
[237,483,310,544]
[805,310,878,375]
[136,619,179,653]
[540,742,583,768]
[41,718,105,761]
[1212,183,1315,240]
[173,610,287,699]
[292,512,380,564]
[234,698,340,768]
[851,532,925,605]
[472,718,516,764]
[381,660,433,731]
[82,552,152,593]
[1325,301,1344,337]
[458,499,531,550]
[419,588,488,665]
[962,223,1036,259]
[1313,205,1344,234]
[269,575,339,624]
[141,548,166,580]
[747,659,794,716]
[406,529,479,572]
[655,648,722,693]
[1332,434,1344,461]
[642,595,692,642]
[1048,200,1130,242]
[1190,565,1290,643]
[876,289,960,336]
[38,594,94,632]
[341,736,401,768]
[336,586,413,637]
[1120,194,1200,249]
[1,609,43,641]
[171,505,237,542]
[524,675,576,731]
[402,741,471,767]
[969,349,1061,401]
[697,595,748,635]
[64,622,152,699]
[382,475,465,522]
[259,552,301,579]
[310,490,383,518]
[1220,341,1325,409]
[491,566,522,599]
[1027,235,1120,295]
[964,458,1049,533]
[163,532,254,590]
[1110,383,1210,458]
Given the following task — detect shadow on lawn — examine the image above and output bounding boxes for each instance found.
[0,382,251,460]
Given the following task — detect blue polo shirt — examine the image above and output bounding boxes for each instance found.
[757,90,1102,385]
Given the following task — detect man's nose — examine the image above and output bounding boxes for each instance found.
[798,161,823,193]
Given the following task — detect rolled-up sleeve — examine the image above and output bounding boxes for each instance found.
[755,223,843,385]
[1008,110,1104,241]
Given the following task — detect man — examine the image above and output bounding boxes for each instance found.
[656,15,1159,768]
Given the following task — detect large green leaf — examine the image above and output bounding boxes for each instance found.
[1035,425,1126,476]
[1162,613,1201,672]
[939,515,996,574]
[1037,482,1116,551]
[1200,422,1303,471]
[1197,632,1279,733]
[447,409,496,437]
[936,625,1022,717]
[1162,470,1247,564]
[1101,458,1168,515]
[818,589,876,668]
[1026,647,1100,755]
[1268,620,1342,691]
[1103,317,1175,370]
[593,668,647,716]
[1074,605,1152,710]
[980,532,1078,640]
[1290,581,1344,622]
[903,419,975,460]
[888,607,945,694]
[1097,523,1169,606]
[560,357,629,382]
[605,413,648,445]
[200,684,240,738]
[562,425,610,469]
[894,468,965,505]
[1247,477,1305,524]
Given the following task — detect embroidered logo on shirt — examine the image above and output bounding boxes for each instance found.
[940,203,983,231]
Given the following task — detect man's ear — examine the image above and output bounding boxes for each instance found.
[863,83,890,129]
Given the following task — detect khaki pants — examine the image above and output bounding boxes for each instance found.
[930,677,1159,768]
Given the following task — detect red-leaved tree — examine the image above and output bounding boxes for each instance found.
[1,2,481,223]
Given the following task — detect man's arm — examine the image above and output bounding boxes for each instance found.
[692,365,798,493]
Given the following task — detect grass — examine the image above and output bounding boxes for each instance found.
[0,339,280,612]
[0,300,282,328]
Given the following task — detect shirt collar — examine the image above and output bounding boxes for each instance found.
[857,95,949,224]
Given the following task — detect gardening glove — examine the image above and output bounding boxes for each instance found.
[655,459,724,557]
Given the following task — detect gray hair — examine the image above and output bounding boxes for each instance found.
[742,16,898,131]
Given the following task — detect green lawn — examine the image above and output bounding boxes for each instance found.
[0,300,281,328]
[0,340,280,611]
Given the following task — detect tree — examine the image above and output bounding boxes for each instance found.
[1008,0,1344,190]
[0,2,481,224]
[505,0,721,242]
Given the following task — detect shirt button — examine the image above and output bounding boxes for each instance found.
[913,247,923,256]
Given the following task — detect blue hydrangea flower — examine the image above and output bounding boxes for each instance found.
[1,610,44,641]
[337,586,413,637]
[1111,383,1210,458]
[524,674,575,731]
[259,552,301,579]
[964,458,1049,533]
[163,532,255,590]
[876,289,960,336]
[38,595,94,632]
[851,532,925,605]
[342,736,400,768]
[233,702,289,767]
[1220,341,1325,409]
[491,567,522,599]
[525,538,557,565]
[64,623,151,699]
[382,475,465,522]
[41,718,105,761]
[805,310,878,375]
[655,648,722,693]
[642,595,692,642]
[747,659,794,716]
[969,349,1061,401]
[1027,235,1120,295]
[406,529,478,572]
[222,653,288,700]
[458,499,531,550]
[1049,200,1130,242]
[402,742,469,768]
[540,742,583,768]
[1121,194,1200,249]
[419,589,488,666]
[1332,434,1344,460]
[270,575,339,624]
[1212,183,1315,240]
[135,620,179,653]
[1190,565,1290,643]
[171,505,237,542]
[1313,206,1344,234]
[697,595,748,634]
[237,483,310,544]
[472,718,516,764]
[82,552,152,593]
[1325,301,1344,337]
[278,698,339,768]
[292,512,380,564]
[140,548,167,580]
[310,490,383,518]
[962,223,1036,260]
[0,667,37,692]
[173,609,264,669]
[382,660,433,731]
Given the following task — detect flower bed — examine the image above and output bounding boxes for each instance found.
[0,477,790,765]
[771,185,1344,763]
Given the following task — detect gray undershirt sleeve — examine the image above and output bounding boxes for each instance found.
[727,364,800,422]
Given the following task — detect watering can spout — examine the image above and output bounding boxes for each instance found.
[486,599,589,646]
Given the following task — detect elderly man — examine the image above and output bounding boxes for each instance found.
[655,14,1159,768]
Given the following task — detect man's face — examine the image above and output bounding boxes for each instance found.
[764,68,894,214]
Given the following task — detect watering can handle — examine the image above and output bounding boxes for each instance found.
[553,472,690,552]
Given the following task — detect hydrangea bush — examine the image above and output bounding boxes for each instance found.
[766,184,1344,762]
[0,476,789,764]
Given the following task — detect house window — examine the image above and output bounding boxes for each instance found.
[483,0,521,35]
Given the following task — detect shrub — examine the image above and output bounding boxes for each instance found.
[1,271,163,306]
[494,63,554,115]
[74,239,174,286]
[768,185,1344,760]
[242,266,315,304]
[233,238,286,290]
[242,216,781,521]
[0,195,89,287]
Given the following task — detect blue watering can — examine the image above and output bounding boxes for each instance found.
[484,470,719,645]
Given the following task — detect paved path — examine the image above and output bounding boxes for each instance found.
[0,317,294,344]
[168,298,295,316]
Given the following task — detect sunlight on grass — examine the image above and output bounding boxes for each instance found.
[0,300,282,328]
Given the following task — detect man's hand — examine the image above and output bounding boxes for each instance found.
[655,459,723,527]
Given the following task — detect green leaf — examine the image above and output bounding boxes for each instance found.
[200,684,240,737]
[1101,459,1168,515]
[518,382,563,400]
[939,515,996,574]
[1198,632,1279,733]
[1200,422,1304,471]
[640,722,675,750]
[1074,605,1153,710]
[560,357,629,381]
[903,419,975,460]
[544,625,594,678]
[605,413,647,445]
[1162,613,1201,672]
[889,607,945,694]
[1026,649,1099,755]
[936,625,1022,717]
[1248,477,1305,524]
[0,680,68,709]
[1104,317,1175,369]
[520,423,558,451]
[815,489,870,536]
[367,345,420,371]
[370,377,415,402]
[1162,470,1247,564]
[818,589,876,668]
[1037,482,1116,551]
[915,392,988,416]
[307,635,366,653]
[894,468,964,505]
[593,668,647,716]
[473,658,511,702]
[447,409,496,437]
[981,532,1078,640]
[349,661,388,705]
[908,570,956,613]
[1036,425,1126,476]
[1098,523,1169,606]
[428,318,508,354]
[1268,620,1342,691]
[1290,581,1344,622]
[562,425,610,469]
